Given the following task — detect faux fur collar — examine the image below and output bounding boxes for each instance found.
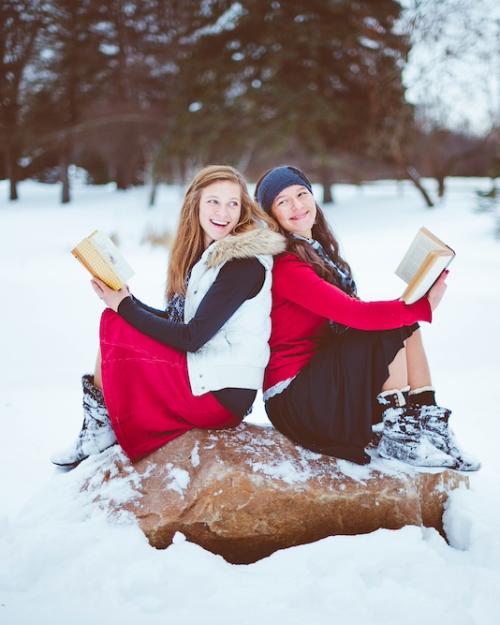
[206,228,286,268]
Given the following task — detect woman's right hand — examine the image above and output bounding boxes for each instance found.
[427,270,449,311]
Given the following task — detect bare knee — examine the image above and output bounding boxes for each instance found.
[382,347,408,391]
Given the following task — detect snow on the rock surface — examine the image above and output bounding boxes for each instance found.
[190,441,200,467]
[1,178,499,624]
[250,458,313,484]
[163,463,190,496]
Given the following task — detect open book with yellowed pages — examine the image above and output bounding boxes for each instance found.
[71,230,134,291]
[396,227,455,304]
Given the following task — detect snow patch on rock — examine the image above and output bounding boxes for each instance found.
[191,442,200,467]
[250,459,312,485]
[163,464,190,496]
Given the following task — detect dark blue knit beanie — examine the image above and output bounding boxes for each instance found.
[256,166,313,214]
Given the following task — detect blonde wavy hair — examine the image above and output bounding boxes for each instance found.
[167,165,276,298]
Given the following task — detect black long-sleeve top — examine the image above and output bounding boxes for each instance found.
[117,257,266,417]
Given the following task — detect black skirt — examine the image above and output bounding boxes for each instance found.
[265,323,419,457]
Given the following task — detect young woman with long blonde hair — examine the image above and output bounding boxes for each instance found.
[52,165,285,467]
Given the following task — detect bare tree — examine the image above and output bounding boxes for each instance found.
[400,0,499,199]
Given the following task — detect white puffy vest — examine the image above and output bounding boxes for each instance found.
[184,246,273,396]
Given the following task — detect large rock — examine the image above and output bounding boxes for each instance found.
[84,423,468,564]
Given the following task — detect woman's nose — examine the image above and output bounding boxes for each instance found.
[214,204,229,216]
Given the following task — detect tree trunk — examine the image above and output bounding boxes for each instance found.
[9,177,19,201]
[115,160,132,190]
[148,180,158,208]
[320,166,334,204]
[406,167,434,208]
[115,171,129,190]
[437,174,446,198]
[4,141,19,201]
[145,148,157,208]
[322,183,333,204]
[60,151,71,204]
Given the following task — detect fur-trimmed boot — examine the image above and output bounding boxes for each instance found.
[51,375,116,468]
[376,389,455,468]
[408,387,481,472]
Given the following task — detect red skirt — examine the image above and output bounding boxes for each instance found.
[99,309,241,462]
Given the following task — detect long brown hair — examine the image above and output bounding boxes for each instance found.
[254,168,355,290]
[167,165,277,298]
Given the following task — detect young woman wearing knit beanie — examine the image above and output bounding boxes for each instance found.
[255,165,479,470]
[51,165,285,468]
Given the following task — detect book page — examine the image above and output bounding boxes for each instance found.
[72,230,134,290]
[89,231,134,284]
[395,227,449,284]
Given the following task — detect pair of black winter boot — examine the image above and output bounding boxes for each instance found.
[376,387,480,471]
[51,375,117,468]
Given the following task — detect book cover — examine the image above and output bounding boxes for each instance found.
[71,230,134,290]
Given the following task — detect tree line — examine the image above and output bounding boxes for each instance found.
[1,0,497,206]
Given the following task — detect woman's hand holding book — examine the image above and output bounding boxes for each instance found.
[426,269,449,312]
[91,277,130,312]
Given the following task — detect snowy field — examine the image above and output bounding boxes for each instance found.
[1,177,499,625]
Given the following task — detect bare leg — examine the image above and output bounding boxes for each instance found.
[381,329,432,393]
[94,348,103,390]
[381,347,408,391]
[405,329,432,389]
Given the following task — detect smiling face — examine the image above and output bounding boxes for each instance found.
[198,180,242,248]
[271,184,316,238]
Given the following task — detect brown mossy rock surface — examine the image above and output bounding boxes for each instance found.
[84,423,468,564]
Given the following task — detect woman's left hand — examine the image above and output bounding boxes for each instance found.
[91,277,130,312]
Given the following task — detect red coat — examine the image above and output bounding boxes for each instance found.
[263,253,432,391]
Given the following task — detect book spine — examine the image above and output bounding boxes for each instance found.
[401,254,436,304]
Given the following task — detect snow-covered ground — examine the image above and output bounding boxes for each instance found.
[1,177,499,625]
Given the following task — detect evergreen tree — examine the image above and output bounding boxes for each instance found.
[28,0,109,202]
[0,1,45,201]
[25,0,227,196]
[168,0,409,198]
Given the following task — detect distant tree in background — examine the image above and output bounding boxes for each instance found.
[23,0,232,203]
[166,0,410,203]
[400,0,499,203]
[1,0,496,205]
[39,0,111,202]
[82,0,205,190]
[413,120,495,199]
[0,0,45,201]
